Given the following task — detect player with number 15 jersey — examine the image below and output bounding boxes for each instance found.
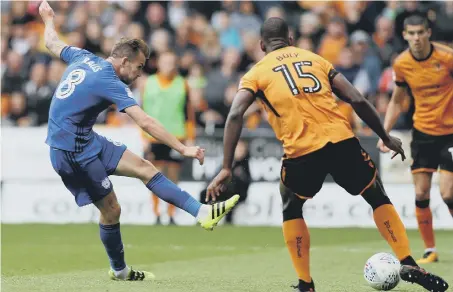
[207,17,449,292]
[239,44,355,159]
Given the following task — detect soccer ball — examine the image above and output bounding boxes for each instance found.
[364,252,401,291]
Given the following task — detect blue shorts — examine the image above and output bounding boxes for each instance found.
[50,133,127,206]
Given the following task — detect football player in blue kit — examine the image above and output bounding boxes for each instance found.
[39,0,239,281]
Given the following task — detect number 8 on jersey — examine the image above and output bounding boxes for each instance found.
[56,69,86,99]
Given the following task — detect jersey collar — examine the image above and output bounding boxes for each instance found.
[409,43,434,62]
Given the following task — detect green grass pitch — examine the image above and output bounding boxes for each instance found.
[1,224,452,291]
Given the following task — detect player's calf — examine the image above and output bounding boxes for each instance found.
[280,182,314,289]
[94,192,127,276]
[361,175,416,264]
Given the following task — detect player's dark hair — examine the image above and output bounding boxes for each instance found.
[403,14,429,30]
[110,38,151,60]
[260,17,289,49]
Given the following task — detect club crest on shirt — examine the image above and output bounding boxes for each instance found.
[101,177,111,189]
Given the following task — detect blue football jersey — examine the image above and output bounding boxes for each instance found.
[45,46,137,152]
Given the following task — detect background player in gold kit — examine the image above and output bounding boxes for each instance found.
[378,15,453,264]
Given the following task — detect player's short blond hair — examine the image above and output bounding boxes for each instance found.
[110,38,150,60]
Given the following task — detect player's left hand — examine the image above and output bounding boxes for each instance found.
[182,146,205,165]
[382,135,406,161]
[206,168,232,201]
[39,0,55,23]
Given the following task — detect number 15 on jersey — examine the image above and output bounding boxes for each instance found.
[273,61,322,95]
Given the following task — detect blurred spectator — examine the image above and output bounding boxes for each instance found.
[10,1,34,25]
[265,6,285,20]
[150,28,171,55]
[373,15,401,67]
[187,63,207,113]
[23,63,54,126]
[168,1,188,31]
[144,3,172,37]
[67,31,86,49]
[336,47,370,96]
[317,17,348,65]
[191,13,210,47]
[298,12,323,49]
[350,30,382,97]
[87,1,112,27]
[1,36,9,77]
[120,1,142,20]
[103,8,130,39]
[199,28,222,68]
[202,48,241,128]
[66,3,88,32]
[100,37,116,58]
[22,31,52,74]
[2,51,26,94]
[174,20,196,57]
[238,31,260,72]
[297,36,314,51]
[2,92,31,126]
[212,11,242,50]
[230,1,262,35]
[434,1,453,43]
[85,20,103,55]
[47,59,66,87]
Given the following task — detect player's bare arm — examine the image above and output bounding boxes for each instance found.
[206,89,255,200]
[331,73,406,160]
[377,85,408,152]
[125,105,204,165]
[39,0,67,58]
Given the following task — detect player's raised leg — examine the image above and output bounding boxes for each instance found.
[280,182,315,292]
[114,149,239,230]
[166,162,181,224]
[94,191,155,281]
[413,172,438,264]
[151,163,165,224]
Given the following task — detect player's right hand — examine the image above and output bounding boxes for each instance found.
[39,0,55,23]
[377,138,390,153]
[206,168,232,201]
[380,136,406,161]
[182,146,205,165]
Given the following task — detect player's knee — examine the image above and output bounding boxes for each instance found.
[440,181,453,202]
[101,203,121,224]
[440,191,453,209]
[414,182,431,201]
[415,189,430,201]
[280,182,305,221]
[137,158,158,183]
[361,176,392,210]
